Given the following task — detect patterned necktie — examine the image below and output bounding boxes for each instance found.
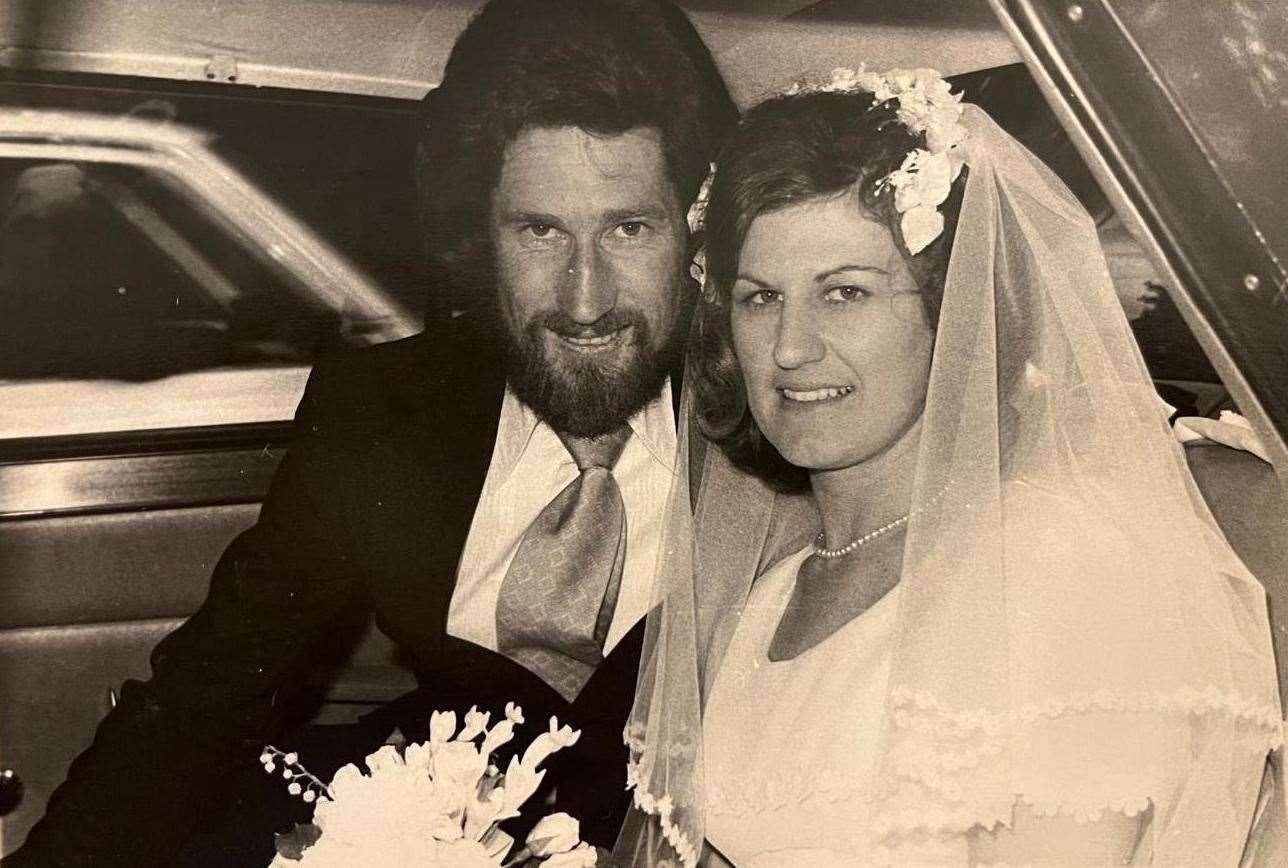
[496,427,631,701]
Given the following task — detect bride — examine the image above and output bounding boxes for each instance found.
[617,69,1284,866]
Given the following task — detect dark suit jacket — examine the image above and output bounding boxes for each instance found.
[9,318,651,866]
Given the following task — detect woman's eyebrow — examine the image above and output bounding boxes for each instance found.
[733,273,771,288]
[814,264,889,282]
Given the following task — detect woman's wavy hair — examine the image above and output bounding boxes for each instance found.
[692,89,967,491]
[416,0,739,322]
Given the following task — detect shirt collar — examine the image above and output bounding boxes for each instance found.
[493,378,677,484]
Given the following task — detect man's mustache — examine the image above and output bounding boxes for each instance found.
[531,308,647,340]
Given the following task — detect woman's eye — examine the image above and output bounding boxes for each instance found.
[741,289,780,307]
[824,285,869,302]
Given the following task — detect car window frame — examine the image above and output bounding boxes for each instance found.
[0,110,415,519]
[988,0,1288,486]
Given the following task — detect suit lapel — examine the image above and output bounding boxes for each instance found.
[362,319,507,662]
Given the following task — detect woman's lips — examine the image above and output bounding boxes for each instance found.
[779,385,855,403]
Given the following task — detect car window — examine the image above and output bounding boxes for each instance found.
[955,65,1226,418]
[0,79,432,322]
[0,157,373,440]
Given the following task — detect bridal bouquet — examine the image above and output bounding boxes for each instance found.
[261,702,598,867]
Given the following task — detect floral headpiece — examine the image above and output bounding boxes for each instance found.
[686,65,967,284]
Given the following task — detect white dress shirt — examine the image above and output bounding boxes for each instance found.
[449,380,676,654]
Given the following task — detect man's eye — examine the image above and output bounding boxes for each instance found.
[615,221,647,238]
[524,224,555,239]
[824,285,869,302]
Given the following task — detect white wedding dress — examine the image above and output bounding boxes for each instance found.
[703,547,969,867]
[701,539,1171,868]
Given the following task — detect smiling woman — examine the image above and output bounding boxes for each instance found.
[621,72,1284,867]
[729,196,934,475]
[694,87,962,491]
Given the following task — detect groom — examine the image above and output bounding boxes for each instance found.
[6,1,737,864]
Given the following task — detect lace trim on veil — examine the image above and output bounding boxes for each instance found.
[625,728,701,868]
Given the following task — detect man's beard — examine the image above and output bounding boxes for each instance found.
[503,307,683,438]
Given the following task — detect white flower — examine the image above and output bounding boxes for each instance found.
[526,812,581,857]
[827,66,861,92]
[520,718,581,771]
[435,838,496,866]
[921,71,954,100]
[481,826,514,861]
[362,745,403,776]
[463,780,506,841]
[430,740,488,808]
[889,68,918,91]
[314,751,457,853]
[266,702,592,867]
[924,106,967,154]
[893,173,924,211]
[496,755,546,820]
[689,248,706,287]
[913,151,954,206]
[872,77,897,103]
[480,718,517,757]
[901,206,945,255]
[429,710,457,744]
[544,843,599,867]
[458,706,490,742]
[403,740,434,774]
[686,164,715,234]
[284,752,298,765]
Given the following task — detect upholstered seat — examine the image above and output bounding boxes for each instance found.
[1186,442,1288,703]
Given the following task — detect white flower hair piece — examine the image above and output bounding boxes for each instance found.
[684,65,967,259]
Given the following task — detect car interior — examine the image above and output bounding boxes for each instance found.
[1,0,1285,856]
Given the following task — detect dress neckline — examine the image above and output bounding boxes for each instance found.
[739,545,903,667]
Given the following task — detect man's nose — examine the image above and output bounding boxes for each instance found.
[558,246,618,325]
[773,302,825,369]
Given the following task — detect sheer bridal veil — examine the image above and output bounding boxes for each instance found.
[618,103,1284,866]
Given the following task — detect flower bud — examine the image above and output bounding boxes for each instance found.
[526,812,581,857]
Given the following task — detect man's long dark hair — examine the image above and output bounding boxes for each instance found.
[415,0,739,322]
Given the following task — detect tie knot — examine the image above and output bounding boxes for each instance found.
[560,427,631,471]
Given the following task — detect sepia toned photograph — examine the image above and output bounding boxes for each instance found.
[1,1,1286,865]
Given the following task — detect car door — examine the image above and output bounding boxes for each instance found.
[0,109,419,855]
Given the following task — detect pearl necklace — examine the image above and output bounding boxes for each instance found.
[813,483,950,560]
[813,512,910,559]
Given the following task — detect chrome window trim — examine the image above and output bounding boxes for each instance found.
[0,446,283,520]
[0,421,293,462]
[0,109,420,341]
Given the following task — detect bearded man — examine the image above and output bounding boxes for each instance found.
[6,2,737,865]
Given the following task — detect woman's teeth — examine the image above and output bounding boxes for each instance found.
[781,386,854,403]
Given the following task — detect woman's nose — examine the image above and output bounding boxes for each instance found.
[559,247,618,325]
[773,303,825,369]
